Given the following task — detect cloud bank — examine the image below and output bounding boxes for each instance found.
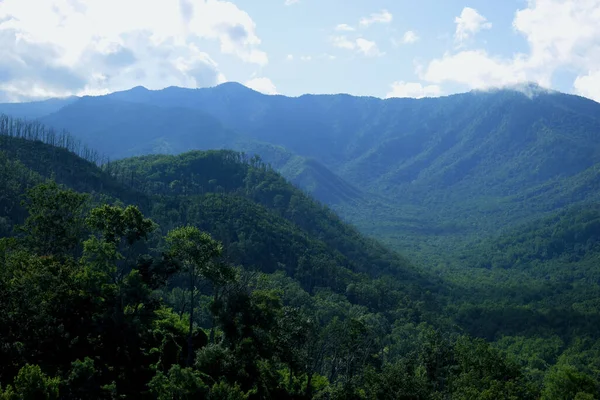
[0,0,267,101]
[414,1,600,101]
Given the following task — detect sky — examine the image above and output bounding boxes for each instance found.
[1,0,600,102]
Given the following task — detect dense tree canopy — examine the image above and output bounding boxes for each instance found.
[1,127,599,398]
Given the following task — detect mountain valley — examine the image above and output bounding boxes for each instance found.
[5,83,600,256]
[1,84,600,398]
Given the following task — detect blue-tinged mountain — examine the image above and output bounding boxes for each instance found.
[104,83,600,245]
[26,91,365,206]
[38,95,240,158]
[107,84,600,203]
[5,82,600,252]
[0,97,77,119]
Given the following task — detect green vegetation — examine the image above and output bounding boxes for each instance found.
[0,136,547,399]
[6,83,598,254]
[2,91,600,398]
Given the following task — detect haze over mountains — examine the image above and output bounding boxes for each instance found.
[3,81,600,255]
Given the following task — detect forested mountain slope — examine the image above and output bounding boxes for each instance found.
[0,126,429,301]
[39,97,242,159]
[103,83,600,201]
[436,201,600,337]
[30,97,366,206]
[108,150,430,295]
[5,83,600,252]
[2,117,600,398]
[109,84,600,239]
[0,96,76,119]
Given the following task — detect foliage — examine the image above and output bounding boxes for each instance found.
[1,132,600,398]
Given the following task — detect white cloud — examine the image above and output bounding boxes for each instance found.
[386,81,441,99]
[0,0,267,101]
[513,0,600,71]
[454,7,492,43]
[300,55,312,61]
[330,36,384,57]
[286,54,294,61]
[356,38,384,57]
[359,10,393,27]
[418,0,600,102]
[284,0,299,5]
[421,50,528,88]
[402,31,419,44]
[245,77,278,94]
[335,24,355,32]
[574,70,600,102]
[330,36,356,50]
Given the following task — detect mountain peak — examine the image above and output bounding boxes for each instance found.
[211,81,259,95]
[214,81,249,89]
[119,85,150,94]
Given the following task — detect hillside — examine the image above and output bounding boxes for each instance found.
[0,127,429,299]
[108,150,429,291]
[2,119,600,398]
[38,97,242,159]
[0,97,76,119]
[6,83,600,254]
[437,202,600,339]
[27,98,366,206]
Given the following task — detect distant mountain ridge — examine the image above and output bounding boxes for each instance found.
[2,82,600,251]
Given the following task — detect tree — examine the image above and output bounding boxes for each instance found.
[19,181,88,257]
[166,226,226,366]
[541,364,598,400]
[0,364,60,400]
[83,204,156,288]
[148,365,208,400]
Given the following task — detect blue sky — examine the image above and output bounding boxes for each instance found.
[1,0,599,102]
[236,0,529,96]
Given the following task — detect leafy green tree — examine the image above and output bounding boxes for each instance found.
[208,381,250,400]
[19,181,88,257]
[86,204,155,249]
[85,204,156,273]
[541,364,598,400]
[166,226,226,365]
[148,365,208,400]
[63,358,105,400]
[1,364,60,400]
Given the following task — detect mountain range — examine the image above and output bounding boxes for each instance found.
[2,82,600,256]
[2,85,600,398]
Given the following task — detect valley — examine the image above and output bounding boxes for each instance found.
[1,83,600,398]
[6,83,600,255]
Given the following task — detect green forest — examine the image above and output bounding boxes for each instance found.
[1,114,599,399]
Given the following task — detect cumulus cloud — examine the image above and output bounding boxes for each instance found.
[284,0,299,5]
[402,31,419,44]
[330,36,383,57]
[574,70,600,102]
[356,38,384,57]
[359,10,393,27]
[386,81,441,99]
[513,0,600,73]
[335,24,355,32]
[416,0,600,102]
[330,36,356,50]
[454,7,492,44]
[245,77,278,94]
[0,0,267,101]
[421,50,528,88]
